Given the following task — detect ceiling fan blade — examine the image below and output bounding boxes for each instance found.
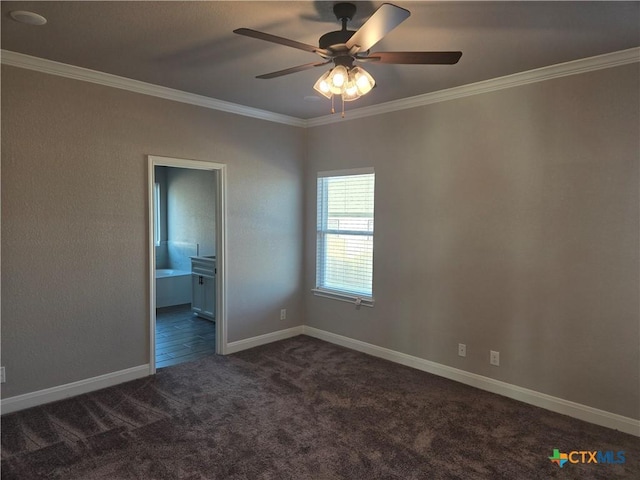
[346,3,410,53]
[366,51,463,64]
[256,61,331,79]
[233,28,329,57]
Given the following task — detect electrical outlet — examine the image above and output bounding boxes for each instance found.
[490,350,500,366]
[0,367,5,384]
[458,343,466,357]
[280,309,287,320]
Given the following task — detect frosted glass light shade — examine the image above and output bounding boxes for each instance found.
[313,70,333,99]
[328,65,348,94]
[351,66,375,95]
[343,78,361,101]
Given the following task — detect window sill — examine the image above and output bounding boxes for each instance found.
[311,289,374,307]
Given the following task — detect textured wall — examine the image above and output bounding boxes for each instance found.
[305,64,640,419]
[1,66,305,398]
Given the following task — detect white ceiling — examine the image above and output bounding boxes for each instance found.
[2,1,639,119]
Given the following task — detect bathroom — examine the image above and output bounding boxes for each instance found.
[154,165,218,368]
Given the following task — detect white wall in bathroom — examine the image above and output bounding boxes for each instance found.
[166,167,217,271]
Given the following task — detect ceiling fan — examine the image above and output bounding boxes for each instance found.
[233,2,462,111]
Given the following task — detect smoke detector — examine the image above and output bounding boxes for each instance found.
[9,11,47,26]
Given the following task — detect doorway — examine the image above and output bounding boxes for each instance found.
[148,155,227,374]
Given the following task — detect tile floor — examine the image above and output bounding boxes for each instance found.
[155,304,216,368]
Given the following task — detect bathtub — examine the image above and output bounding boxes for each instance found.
[156,269,192,308]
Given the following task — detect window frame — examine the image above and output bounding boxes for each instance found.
[312,168,375,307]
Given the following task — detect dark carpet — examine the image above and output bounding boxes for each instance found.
[1,335,638,479]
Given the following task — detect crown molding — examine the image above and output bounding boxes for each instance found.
[2,47,638,129]
[306,47,640,127]
[0,50,306,128]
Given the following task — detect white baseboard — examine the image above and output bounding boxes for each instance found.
[1,365,150,415]
[303,326,640,437]
[4,327,638,437]
[225,326,305,354]
[0,326,298,414]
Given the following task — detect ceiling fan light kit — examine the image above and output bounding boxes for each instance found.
[313,65,375,100]
[234,2,462,117]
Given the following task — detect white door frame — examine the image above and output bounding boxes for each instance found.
[147,155,228,374]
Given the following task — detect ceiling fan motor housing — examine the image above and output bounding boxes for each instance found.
[318,30,355,50]
[319,31,357,68]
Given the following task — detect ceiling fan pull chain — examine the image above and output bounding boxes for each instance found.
[331,95,335,115]
[341,96,345,118]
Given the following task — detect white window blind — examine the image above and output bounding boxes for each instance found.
[315,169,375,303]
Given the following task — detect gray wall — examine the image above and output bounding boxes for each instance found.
[1,65,305,398]
[2,61,638,421]
[305,64,639,419]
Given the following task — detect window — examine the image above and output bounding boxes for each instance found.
[153,182,161,247]
[314,168,375,306]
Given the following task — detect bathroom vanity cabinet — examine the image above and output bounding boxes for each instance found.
[190,256,216,321]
